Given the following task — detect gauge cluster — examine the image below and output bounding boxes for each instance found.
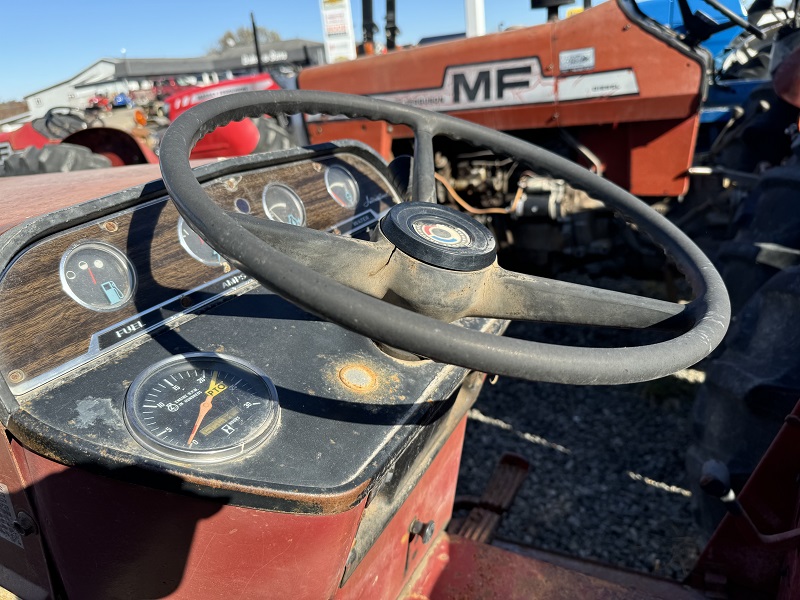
[0,151,398,396]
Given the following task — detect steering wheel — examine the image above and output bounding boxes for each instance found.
[159,90,729,385]
[674,0,766,43]
[43,107,89,139]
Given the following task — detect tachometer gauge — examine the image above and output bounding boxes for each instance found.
[60,241,135,311]
[325,165,359,209]
[261,183,306,226]
[124,353,280,464]
[177,216,225,266]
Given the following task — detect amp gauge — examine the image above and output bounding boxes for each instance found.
[177,216,225,266]
[124,353,280,464]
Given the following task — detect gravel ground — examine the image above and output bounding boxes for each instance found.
[456,274,707,581]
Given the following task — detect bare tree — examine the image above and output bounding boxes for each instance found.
[208,26,282,55]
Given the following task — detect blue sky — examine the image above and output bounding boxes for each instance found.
[0,0,546,101]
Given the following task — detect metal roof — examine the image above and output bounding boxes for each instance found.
[113,40,324,79]
[24,40,325,98]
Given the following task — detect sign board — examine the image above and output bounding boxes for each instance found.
[373,56,639,112]
[0,142,11,166]
[320,0,357,63]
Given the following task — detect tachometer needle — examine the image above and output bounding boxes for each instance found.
[187,372,221,446]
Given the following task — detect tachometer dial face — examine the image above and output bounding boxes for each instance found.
[324,166,359,209]
[59,241,135,311]
[177,216,225,266]
[124,353,280,463]
[262,183,306,226]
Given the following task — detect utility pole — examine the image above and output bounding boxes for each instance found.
[251,12,264,74]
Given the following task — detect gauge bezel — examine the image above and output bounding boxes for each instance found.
[59,240,136,312]
[324,165,360,209]
[261,182,307,226]
[124,352,280,464]
[177,216,226,266]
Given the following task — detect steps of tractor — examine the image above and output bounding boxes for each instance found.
[452,453,529,543]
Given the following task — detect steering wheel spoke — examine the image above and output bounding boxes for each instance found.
[411,125,437,203]
[470,267,691,331]
[229,212,394,296]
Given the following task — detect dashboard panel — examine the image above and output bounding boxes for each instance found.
[0,141,505,526]
[0,151,398,395]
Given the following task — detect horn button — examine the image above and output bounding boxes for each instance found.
[380,203,497,271]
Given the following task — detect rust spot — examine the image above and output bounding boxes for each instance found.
[223,176,242,191]
[338,364,378,393]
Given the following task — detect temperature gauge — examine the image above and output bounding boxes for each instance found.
[59,241,135,311]
[124,353,280,463]
[325,166,359,209]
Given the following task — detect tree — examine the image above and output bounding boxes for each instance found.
[208,26,281,55]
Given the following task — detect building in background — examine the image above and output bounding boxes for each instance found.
[9,40,324,125]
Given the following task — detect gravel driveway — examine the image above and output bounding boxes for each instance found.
[456,275,707,581]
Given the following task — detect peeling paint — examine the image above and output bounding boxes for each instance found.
[75,396,117,429]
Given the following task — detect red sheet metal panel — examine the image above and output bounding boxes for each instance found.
[0,433,52,599]
[336,418,467,600]
[406,535,701,600]
[688,400,800,596]
[18,446,366,599]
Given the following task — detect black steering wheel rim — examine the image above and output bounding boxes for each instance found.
[159,90,729,385]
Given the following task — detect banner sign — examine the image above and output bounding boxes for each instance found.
[320,0,357,63]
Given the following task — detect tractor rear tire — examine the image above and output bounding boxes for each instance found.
[252,118,294,155]
[0,143,111,177]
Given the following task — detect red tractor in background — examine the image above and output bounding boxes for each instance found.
[0,74,292,176]
[0,107,158,175]
[304,0,703,199]
[164,73,293,159]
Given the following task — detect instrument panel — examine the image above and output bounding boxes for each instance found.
[0,152,398,395]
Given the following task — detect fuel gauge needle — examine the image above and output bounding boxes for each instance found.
[187,372,219,446]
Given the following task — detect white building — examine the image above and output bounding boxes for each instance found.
[24,60,119,120]
[20,41,325,121]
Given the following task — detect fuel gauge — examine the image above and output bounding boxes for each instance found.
[60,241,135,311]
